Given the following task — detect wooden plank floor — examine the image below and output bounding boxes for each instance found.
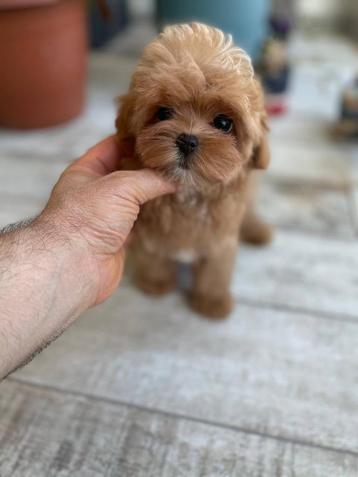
[1,380,358,477]
[1,33,358,476]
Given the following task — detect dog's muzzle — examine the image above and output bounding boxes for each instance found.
[176,133,199,168]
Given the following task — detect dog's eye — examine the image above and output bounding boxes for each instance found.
[156,107,174,121]
[213,114,233,133]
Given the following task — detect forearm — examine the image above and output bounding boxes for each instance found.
[0,137,174,379]
[0,218,96,378]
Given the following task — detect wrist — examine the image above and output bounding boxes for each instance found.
[1,214,98,319]
[30,214,99,311]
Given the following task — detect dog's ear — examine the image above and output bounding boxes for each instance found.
[115,93,136,159]
[252,134,270,170]
[252,116,270,170]
[116,93,132,133]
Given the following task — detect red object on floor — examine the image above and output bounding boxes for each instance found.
[266,95,287,116]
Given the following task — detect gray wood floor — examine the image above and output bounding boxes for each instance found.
[1,33,358,476]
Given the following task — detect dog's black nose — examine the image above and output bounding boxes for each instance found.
[176,133,199,157]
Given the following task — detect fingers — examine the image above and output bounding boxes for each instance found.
[103,169,176,206]
[126,169,176,204]
[94,249,126,306]
[69,135,123,176]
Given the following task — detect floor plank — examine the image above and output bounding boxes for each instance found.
[1,380,358,477]
[14,285,358,454]
[270,114,333,147]
[258,178,354,238]
[268,142,350,186]
[234,230,358,317]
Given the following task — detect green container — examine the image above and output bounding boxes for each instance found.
[156,0,269,60]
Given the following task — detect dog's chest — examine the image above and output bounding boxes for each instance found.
[137,188,242,258]
[163,191,212,232]
[176,189,210,221]
[160,197,209,263]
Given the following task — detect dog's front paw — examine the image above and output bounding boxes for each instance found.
[135,274,176,296]
[188,291,234,319]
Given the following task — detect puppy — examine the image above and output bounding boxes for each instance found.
[116,22,271,319]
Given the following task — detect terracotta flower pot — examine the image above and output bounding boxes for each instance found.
[0,0,88,129]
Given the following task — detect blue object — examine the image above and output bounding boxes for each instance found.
[89,0,129,49]
[341,105,358,121]
[156,0,269,60]
[263,66,290,94]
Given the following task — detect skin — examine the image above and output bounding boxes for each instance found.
[0,136,174,379]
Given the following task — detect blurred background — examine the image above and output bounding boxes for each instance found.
[1,1,358,476]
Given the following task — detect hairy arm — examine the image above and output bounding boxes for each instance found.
[0,219,96,377]
[0,136,174,379]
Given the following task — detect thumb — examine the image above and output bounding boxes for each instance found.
[102,169,175,206]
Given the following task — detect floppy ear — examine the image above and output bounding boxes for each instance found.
[116,93,133,134]
[252,133,270,170]
[252,115,270,170]
[115,93,136,160]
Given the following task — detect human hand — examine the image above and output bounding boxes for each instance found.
[39,135,174,306]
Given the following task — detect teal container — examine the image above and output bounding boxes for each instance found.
[156,0,269,60]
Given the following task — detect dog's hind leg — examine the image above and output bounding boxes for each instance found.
[240,209,272,245]
[240,173,272,246]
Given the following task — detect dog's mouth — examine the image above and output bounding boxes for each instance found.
[149,159,198,188]
[157,161,193,178]
[176,151,192,170]
[143,146,197,180]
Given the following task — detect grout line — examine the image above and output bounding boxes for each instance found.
[264,174,351,192]
[265,173,350,191]
[254,225,356,243]
[118,282,358,326]
[236,297,358,325]
[117,281,358,328]
[7,376,358,460]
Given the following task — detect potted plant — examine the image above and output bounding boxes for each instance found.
[0,0,88,128]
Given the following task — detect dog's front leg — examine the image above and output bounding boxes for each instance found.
[188,241,237,319]
[133,247,176,296]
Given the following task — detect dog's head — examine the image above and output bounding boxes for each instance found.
[117,23,269,191]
